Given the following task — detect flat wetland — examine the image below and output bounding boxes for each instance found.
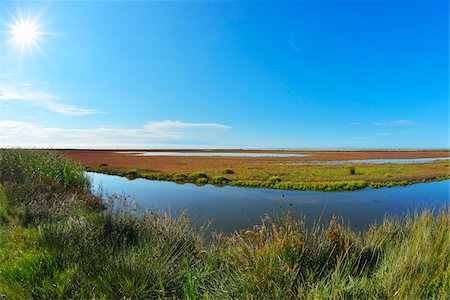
[1,149,449,298]
[62,149,450,191]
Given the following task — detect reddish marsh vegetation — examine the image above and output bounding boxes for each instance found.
[62,149,449,171]
[62,150,450,191]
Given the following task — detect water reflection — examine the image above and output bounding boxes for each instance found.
[89,172,449,234]
[283,157,450,165]
[116,151,312,157]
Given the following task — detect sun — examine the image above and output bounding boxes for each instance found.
[11,20,41,48]
[5,9,50,60]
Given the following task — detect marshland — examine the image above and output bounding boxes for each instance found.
[0,149,448,298]
[65,149,450,191]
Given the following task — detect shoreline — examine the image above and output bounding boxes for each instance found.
[59,149,450,192]
[87,167,450,192]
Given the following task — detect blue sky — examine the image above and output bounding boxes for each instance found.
[0,0,448,149]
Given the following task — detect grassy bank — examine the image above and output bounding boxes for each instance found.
[89,166,450,191]
[1,149,449,298]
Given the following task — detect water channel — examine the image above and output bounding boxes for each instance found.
[89,172,449,234]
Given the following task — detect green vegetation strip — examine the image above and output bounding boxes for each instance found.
[89,167,450,191]
[0,149,449,298]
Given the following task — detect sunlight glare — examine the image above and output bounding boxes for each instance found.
[6,9,50,61]
[11,20,40,47]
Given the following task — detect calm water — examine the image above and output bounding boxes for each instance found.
[116,151,311,157]
[88,172,449,234]
[284,157,450,165]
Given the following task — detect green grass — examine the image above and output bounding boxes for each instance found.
[0,149,449,298]
[1,149,90,189]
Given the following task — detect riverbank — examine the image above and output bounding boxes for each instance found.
[63,149,450,191]
[1,149,448,298]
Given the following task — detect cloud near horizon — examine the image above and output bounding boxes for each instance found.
[371,120,415,126]
[0,84,97,116]
[349,120,416,126]
[0,120,232,148]
[143,120,231,139]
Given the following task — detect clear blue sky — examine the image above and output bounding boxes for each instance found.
[1,0,448,149]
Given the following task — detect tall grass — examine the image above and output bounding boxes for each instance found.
[0,149,90,189]
[214,211,449,299]
[0,149,448,298]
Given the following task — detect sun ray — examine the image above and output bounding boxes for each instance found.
[4,6,51,61]
[11,19,40,46]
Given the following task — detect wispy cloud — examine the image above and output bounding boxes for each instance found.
[351,130,423,141]
[0,84,97,116]
[144,120,231,139]
[376,130,424,137]
[371,120,415,126]
[0,120,232,148]
[289,39,300,52]
[145,120,230,131]
[350,120,416,127]
[288,32,301,52]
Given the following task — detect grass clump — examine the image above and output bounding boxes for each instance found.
[189,171,209,182]
[173,172,188,182]
[0,185,11,224]
[195,178,209,185]
[222,168,234,174]
[212,176,230,185]
[267,176,282,184]
[345,165,356,175]
[125,169,140,179]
